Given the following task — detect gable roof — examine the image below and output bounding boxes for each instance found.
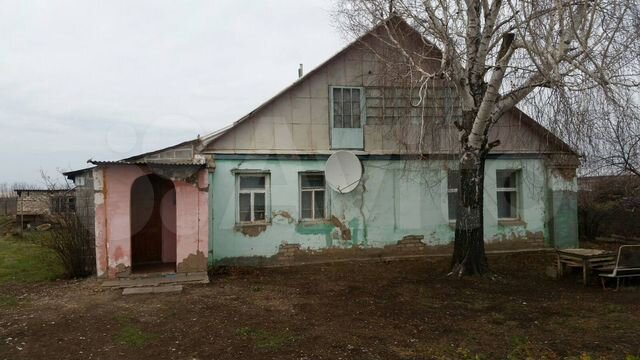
[197,17,413,149]
[509,107,577,155]
[64,15,576,177]
[197,16,577,156]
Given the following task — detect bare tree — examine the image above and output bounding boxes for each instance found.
[0,184,14,198]
[336,0,639,275]
[38,170,94,277]
[588,94,640,177]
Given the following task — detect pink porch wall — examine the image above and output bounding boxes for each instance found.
[161,188,177,263]
[174,169,209,265]
[93,165,208,278]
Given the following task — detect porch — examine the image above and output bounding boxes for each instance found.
[91,161,209,280]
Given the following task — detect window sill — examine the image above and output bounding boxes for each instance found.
[298,218,330,225]
[235,222,270,228]
[497,219,526,227]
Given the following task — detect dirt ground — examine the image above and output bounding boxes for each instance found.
[1,252,639,360]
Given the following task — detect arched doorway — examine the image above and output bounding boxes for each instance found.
[130,174,177,273]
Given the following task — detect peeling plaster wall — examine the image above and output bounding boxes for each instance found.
[174,169,209,269]
[93,165,208,278]
[209,158,552,264]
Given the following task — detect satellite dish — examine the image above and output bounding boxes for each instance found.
[325,151,362,193]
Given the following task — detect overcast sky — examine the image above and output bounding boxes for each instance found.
[0,0,345,185]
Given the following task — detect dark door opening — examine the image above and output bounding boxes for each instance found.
[130,174,177,273]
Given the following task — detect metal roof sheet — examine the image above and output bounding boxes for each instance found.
[88,160,204,167]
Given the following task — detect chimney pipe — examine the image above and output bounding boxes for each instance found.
[298,63,304,78]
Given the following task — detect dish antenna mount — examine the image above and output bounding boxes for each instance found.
[325,151,363,194]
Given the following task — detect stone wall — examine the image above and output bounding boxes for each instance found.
[16,192,51,216]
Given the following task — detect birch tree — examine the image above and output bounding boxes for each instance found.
[336,0,639,276]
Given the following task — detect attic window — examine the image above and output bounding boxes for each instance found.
[331,87,365,128]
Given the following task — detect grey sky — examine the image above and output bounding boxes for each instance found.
[0,0,344,185]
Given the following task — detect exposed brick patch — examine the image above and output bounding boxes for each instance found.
[330,216,351,240]
[215,234,550,267]
[386,235,426,252]
[277,243,302,261]
[236,224,267,237]
[177,251,208,273]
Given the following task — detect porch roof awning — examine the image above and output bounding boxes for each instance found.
[88,160,206,183]
[88,160,204,167]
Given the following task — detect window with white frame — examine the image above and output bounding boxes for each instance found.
[299,173,326,220]
[496,170,519,220]
[331,87,364,128]
[447,170,459,221]
[236,174,269,223]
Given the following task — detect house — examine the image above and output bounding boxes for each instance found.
[15,188,76,229]
[77,18,579,279]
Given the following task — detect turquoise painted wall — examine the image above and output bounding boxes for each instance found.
[209,158,564,263]
[548,169,579,249]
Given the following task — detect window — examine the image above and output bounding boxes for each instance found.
[447,170,459,221]
[74,176,85,186]
[300,173,326,220]
[330,86,365,149]
[496,170,519,220]
[236,174,269,223]
[331,87,364,128]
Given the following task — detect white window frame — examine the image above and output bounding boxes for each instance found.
[235,173,270,224]
[496,170,519,221]
[447,170,459,222]
[298,172,328,221]
[329,86,366,129]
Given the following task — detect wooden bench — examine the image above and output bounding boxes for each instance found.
[598,245,640,290]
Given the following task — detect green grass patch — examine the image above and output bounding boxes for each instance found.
[0,294,18,308]
[114,324,154,347]
[0,232,64,284]
[507,336,561,360]
[236,326,296,350]
[113,315,155,348]
[391,343,486,360]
